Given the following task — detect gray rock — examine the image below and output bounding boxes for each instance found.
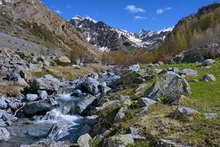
[16,77,28,87]
[0,127,10,141]
[26,94,38,102]
[145,72,191,101]
[204,113,218,119]
[31,74,61,92]
[77,133,92,147]
[137,97,156,108]
[202,66,211,69]
[8,101,20,110]
[23,99,57,117]
[114,107,126,122]
[158,139,187,147]
[0,110,17,123]
[175,106,198,118]
[0,119,7,127]
[5,72,20,81]
[102,134,134,147]
[88,72,99,79]
[38,91,48,100]
[99,72,121,88]
[0,96,8,109]
[129,64,140,72]
[76,95,97,114]
[202,59,215,66]
[80,77,100,95]
[203,74,216,82]
[182,69,198,76]
[129,127,145,140]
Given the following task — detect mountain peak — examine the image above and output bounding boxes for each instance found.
[72,16,98,24]
[69,16,173,51]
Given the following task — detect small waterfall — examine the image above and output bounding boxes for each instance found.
[35,94,86,142]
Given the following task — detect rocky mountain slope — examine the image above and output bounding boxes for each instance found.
[70,16,173,52]
[0,0,99,61]
[153,3,220,62]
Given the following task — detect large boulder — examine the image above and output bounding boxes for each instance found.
[116,72,146,87]
[145,72,191,101]
[22,99,57,117]
[80,77,100,95]
[56,56,71,66]
[102,134,134,147]
[4,72,28,87]
[76,95,97,114]
[77,133,92,147]
[0,127,10,141]
[31,75,61,92]
[99,72,120,88]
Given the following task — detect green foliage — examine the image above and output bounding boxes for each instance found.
[153,3,220,61]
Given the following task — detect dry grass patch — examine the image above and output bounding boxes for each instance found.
[0,81,24,97]
[31,64,108,80]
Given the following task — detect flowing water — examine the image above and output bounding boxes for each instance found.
[1,94,88,146]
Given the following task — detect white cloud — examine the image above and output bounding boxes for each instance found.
[135,16,147,20]
[156,7,172,14]
[125,5,145,13]
[55,9,62,14]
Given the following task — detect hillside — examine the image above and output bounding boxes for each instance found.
[0,0,99,61]
[153,3,220,62]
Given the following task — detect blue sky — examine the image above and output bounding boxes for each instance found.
[41,0,218,32]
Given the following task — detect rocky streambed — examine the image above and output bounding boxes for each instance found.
[0,61,219,147]
[0,67,123,146]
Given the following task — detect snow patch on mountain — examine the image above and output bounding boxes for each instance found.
[70,16,173,51]
[73,16,98,24]
[157,26,174,34]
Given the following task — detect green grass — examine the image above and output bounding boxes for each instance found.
[139,60,220,146]
[92,60,220,147]
[142,60,220,113]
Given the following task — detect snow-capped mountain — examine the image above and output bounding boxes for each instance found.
[69,16,173,52]
[138,27,174,45]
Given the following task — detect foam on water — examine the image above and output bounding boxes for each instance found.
[37,109,84,125]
